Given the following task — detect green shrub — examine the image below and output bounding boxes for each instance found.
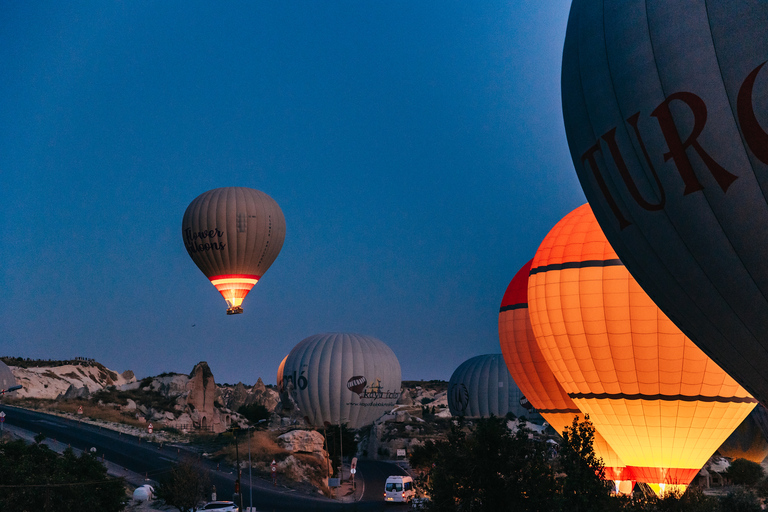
[726,458,765,486]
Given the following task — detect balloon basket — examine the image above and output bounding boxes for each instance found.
[227,306,244,315]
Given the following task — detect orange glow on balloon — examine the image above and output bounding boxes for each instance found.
[499,259,628,484]
[527,204,756,494]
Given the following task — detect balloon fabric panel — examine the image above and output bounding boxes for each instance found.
[528,204,756,490]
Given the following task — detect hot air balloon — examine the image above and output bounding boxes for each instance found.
[447,354,532,420]
[499,260,630,490]
[276,355,288,393]
[182,187,286,315]
[561,1,768,405]
[281,333,402,429]
[527,204,757,495]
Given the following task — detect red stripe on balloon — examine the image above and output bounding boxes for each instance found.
[625,467,699,486]
[209,274,261,280]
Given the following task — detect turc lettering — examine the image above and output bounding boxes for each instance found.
[651,91,738,194]
[581,142,632,230]
[737,61,768,165]
[602,123,665,211]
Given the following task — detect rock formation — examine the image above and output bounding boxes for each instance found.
[218,377,280,413]
[185,362,231,433]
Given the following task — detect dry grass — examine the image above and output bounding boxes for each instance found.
[217,430,288,462]
[215,431,329,491]
[9,398,148,428]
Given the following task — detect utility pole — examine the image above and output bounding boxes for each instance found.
[248,427,253,512]
[339,423,344,482]
[234,428,242,511]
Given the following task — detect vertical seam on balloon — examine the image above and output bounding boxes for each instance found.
[211,188,225,278]
[235,187,245,272]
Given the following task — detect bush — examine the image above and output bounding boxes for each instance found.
[156,457,210,512]
[726,458,765,486]
[720,488,761,512]
[237,403,270,424]
[0,439,127,511]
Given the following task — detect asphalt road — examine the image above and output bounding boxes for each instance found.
[0,405,412,512]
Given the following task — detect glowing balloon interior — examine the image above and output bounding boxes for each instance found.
[499,260,628,484]
[527,204,756,494]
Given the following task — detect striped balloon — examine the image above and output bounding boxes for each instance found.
[499,260,629,487]
[447,354,531,420]
[182,187,286,315]
[527,204,756,495]
[281,333,402,429]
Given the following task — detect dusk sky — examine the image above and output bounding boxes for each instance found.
[0,1,585,385]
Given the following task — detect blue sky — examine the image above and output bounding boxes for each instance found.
[0,1,584,385]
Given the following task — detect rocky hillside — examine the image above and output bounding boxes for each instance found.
[4,358,136,400]
[2,358,280,434]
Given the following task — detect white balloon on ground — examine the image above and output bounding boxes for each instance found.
[447,354,532,419]
[281,333,402,429]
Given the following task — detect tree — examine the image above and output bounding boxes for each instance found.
[0,439,127,512]
[321,423,358,477]
[719,488,761,512]
[237,403,270,425]
[155,457,211,512]
[409,440,439,472]
[427,416,560,512]
[726,458,765,487]
[558,415,614,512]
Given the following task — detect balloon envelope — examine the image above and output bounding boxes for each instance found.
[447,354,533,420]
[182,187,286,314]
[281,333,402,429]
[561,0,768,405]
[276,355,288,393]
[528,204,756,493]
[499,260,627,481]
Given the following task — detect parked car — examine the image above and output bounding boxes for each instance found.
[198,501,239,511]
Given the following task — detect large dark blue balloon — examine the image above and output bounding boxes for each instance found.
[561,0,768,404]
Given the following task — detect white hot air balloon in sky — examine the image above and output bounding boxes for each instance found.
[447,354,533,419]
[182,187,286,315]
[281,333,402,429]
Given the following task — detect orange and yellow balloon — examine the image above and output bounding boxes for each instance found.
[499,259,630,492]
[527,204,756,494]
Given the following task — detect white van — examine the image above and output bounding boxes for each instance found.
[384,475,415,503]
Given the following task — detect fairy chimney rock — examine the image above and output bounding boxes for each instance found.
[186,362,217,430]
